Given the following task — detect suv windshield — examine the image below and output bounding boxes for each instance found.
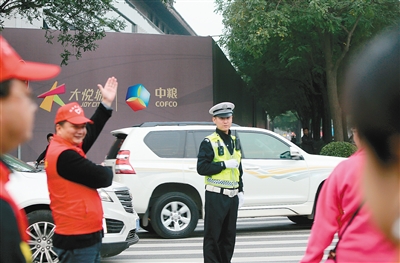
[106,134,127,159]
[2,154,37,172]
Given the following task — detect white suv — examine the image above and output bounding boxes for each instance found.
[104,122,345,239]
[4,154,139,263]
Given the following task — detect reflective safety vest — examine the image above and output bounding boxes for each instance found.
[205,132,241,189]
[45,135,103,235]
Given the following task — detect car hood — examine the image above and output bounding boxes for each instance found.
[6,169,130,208]
[305,153,346,166]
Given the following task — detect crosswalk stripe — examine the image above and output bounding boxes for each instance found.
[101,217,335,262]
[232,255,307,263]
[195,219,300,227]
[130,239,310,249]
[136,233,313,242]
[102,256,303,263]
[109,247,311,255]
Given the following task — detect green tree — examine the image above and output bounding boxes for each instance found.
[0,0,128,65]
[273,111,299,131]
[216,0,399,141]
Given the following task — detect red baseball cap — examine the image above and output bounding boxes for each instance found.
[0,35,60,82]
[54,102,94,125]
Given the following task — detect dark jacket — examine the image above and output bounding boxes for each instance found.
[301,134,315,154]
[35,145,48,164]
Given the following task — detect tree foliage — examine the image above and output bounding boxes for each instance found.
[320,141,357,157]
[272,111,298,131]
[0,0,127,65]
[216,0,399,141]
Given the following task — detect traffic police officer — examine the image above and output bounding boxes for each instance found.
[197,102,244,263]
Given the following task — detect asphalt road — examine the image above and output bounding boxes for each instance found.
[101,217,336,263]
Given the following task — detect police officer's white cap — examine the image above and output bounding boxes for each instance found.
[209,102,235,117]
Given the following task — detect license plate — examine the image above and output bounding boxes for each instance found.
[136,218,140,230]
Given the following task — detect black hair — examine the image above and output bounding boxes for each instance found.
[0,80,12,98]
[46,133,54,140]
[56,121,66,126]
[344,25,400,163]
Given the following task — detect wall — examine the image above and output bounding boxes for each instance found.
[3,28,212,162]
[212,41,262,128]
[3,28,256,163]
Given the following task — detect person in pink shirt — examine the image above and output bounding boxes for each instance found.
[300,128,397,262]
[343,25,399,258]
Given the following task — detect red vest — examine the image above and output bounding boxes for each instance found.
[0,162,29,242]
[0,161,32,262]
[45,135,103,235]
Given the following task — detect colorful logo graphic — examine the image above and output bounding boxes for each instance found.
[38,82,66,112]
[125,84,150,112]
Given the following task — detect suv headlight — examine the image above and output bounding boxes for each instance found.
[98,189,113,202]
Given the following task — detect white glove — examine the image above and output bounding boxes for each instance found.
[238,192,244,209]
[224,159,239,169]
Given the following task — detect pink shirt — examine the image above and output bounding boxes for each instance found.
[301,150,397,262]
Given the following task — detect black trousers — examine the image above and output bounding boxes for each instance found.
[203,190,239,263]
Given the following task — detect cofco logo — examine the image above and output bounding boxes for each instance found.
[155,101,178,107]
[155,87,178,108]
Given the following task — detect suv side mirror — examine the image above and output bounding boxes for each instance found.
[290,147,302,160]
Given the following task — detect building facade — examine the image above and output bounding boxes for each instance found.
[2,1,265,162]
[3,0,196,36]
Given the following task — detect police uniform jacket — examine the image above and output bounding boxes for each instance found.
[197,128,243,192]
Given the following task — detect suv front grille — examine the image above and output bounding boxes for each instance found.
[115,190,134,213]
[106,218,124,233]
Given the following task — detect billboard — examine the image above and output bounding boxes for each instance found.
[3,28,256,163]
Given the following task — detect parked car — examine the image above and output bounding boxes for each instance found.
[4,154,139,263]
[104,122,345,239]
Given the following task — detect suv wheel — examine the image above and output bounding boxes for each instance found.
[26,210,59,263]
[150,192,199,239]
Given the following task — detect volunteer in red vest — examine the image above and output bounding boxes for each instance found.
[0,36,60,262]
[45,77,117,263]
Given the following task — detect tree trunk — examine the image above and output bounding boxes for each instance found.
[342,110,349,142]
[311,94,320,141]
[323,32,344,141]
[326,68,344,141]
[321,86,332,143]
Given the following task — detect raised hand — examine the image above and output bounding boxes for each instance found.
[98,76,118,108]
